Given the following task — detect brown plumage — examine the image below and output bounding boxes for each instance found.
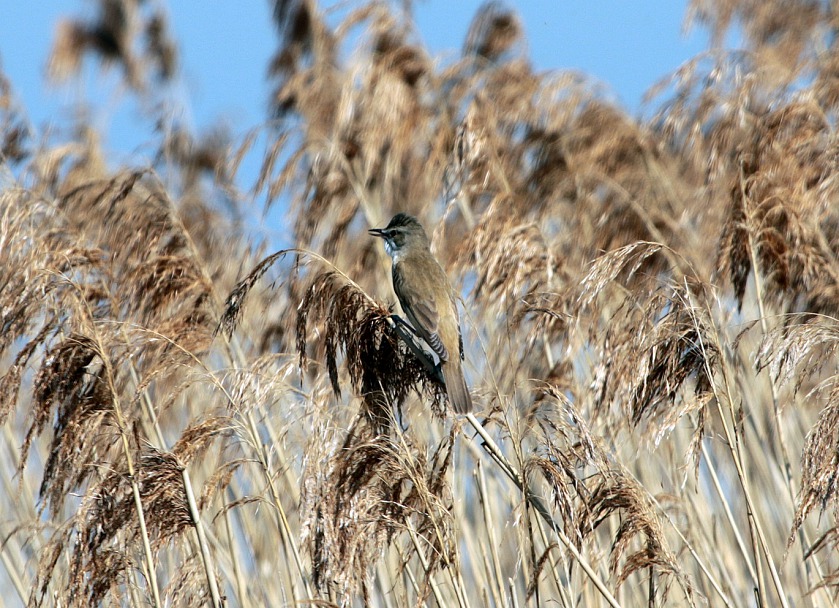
[369,213,472,414]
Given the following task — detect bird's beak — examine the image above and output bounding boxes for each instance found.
[368,227,386,238]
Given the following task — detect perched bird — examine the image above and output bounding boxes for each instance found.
[369,213,473,414]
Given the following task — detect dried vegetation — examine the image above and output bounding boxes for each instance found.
[4,0,839,606]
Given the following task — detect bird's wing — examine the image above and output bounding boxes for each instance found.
[392,264,449,362]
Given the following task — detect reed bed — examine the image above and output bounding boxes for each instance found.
[3,1,839,606]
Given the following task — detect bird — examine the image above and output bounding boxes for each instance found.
[369,213,473,414]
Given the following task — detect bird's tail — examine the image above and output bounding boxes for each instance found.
[442,361,472,414]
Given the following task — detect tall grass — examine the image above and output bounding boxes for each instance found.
[3,1,839,606]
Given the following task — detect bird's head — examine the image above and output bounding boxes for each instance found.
[368,213,430,261]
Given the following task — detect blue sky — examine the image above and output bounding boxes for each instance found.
[0,2,709,139]
[0,1,710,212]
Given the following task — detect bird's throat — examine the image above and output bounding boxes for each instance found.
[385,241,402,264]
